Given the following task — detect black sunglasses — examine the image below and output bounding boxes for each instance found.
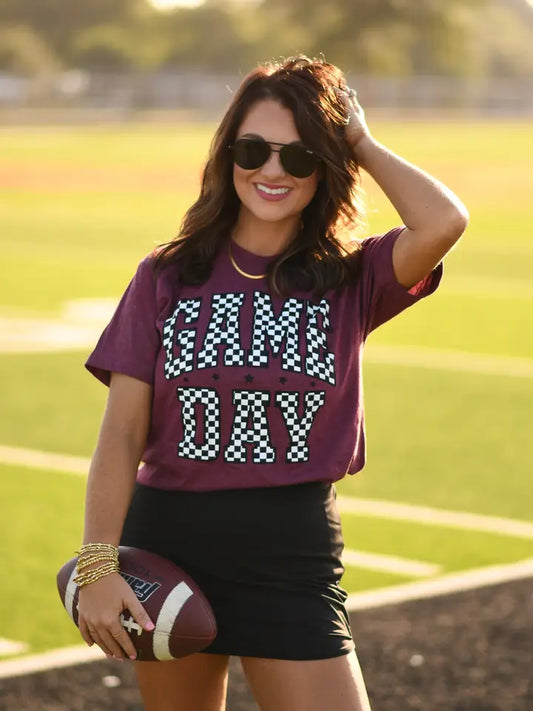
[229,138,319,178]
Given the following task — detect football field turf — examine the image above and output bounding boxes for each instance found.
[0,118,531,658]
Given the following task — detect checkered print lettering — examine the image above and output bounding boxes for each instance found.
[305,300,336,385]
[275,391,326,462]
[224,390,276,464]
[163,299,201,380]
[176,387,220,461]
[248,292,303,372]
[197,292,245,369]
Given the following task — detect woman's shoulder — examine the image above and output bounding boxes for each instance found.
[138,246,181,280]
[122,248,182,311]
[346,227,405,268]
[348,226,402,250]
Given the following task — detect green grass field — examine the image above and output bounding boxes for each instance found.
[0,119,532,657]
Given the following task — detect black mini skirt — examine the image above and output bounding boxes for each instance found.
[120,481,354,660]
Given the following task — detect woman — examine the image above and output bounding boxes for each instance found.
[77,56,468,711]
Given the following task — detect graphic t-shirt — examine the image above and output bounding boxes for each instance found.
[86,227,442,491]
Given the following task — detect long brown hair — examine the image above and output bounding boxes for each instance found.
[154,55,365,295]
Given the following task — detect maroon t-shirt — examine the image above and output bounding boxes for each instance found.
[86,227,442,491]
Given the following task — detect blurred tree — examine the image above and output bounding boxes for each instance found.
[0,0,531,78]
[156,1,263,71]
[72,25,137,71]
[0,0,155,65]
[158,5,237,69]
[402,1,483,76]
[257,0,488,75]
[468,0,533,76]
[0,24,60,75]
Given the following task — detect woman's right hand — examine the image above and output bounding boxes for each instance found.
[77,572,154,660]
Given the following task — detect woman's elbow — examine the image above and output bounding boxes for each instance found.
[441,201,469,248]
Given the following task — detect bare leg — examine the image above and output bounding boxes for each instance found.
[134,652,230,711]
[240,651,371,711]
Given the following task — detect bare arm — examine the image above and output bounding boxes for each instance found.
[78,372,154,660]
[83,372,151,545]
[340,90,469,288]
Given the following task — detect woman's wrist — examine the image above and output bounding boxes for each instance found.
[348,133,380,170]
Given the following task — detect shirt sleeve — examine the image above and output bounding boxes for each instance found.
[360,227,443,337]
[85,256,160,386]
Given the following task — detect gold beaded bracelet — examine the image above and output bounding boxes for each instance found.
[76,545,117,560]
[76,551,117,567]
[74,560,119,587]
[74,543,120,588]
[76,544,119,563]
[74,562,119,588]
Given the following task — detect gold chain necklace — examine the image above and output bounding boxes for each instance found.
[228,242,267,280]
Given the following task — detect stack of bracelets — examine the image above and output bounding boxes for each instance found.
[74,543,120,588]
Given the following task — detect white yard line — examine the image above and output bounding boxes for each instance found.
[343,549,441,577]
[0,639,28,658]
[364,344,533,378]
[0,645,102,680]
[0,299,116,354]
[1,304,532,379]
[0,318,104,354]
[0,441,531,677]
[2,445,533,541]
[0,445,89,475]
[337,496,533,539]
[1,559,531,679]
[345,557,533,611]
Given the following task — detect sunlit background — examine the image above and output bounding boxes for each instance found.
[0,1,532,709]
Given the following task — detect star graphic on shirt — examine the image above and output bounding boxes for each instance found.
[212,373,220,381]
[245,374,254,383]
[279,376,287,384]
[183,377,189,383]
[310,381,316,387]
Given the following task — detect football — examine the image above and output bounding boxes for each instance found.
[57,546,217,661]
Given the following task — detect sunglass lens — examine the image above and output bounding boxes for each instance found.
[232,139,270,170]
[280,145,317,178]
